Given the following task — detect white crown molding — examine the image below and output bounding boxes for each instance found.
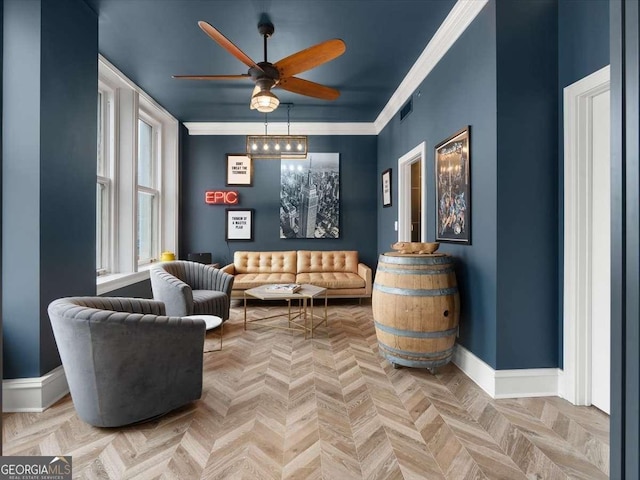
[3,366,69,412]
[373,0,488,133]
[185,0,487,136]
[184,122,377,136]
[453,345,560,399]
[99,54,177,124]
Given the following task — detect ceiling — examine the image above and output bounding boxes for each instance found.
[86,0,456,123]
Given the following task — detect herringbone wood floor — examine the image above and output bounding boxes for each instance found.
[4,302,609,479]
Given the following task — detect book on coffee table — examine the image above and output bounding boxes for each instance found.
[265,284,302,293]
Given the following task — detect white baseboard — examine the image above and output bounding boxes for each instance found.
[453,345,560,399]
[3,366,69,412]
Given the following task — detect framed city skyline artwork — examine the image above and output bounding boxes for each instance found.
[435,126,471,244]
[279,153,340,239]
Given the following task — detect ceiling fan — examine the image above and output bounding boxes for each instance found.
[173,19,346,113]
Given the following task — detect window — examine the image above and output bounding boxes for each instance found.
[96,88,113,274]
[137,116,160,265]
[97,55,179,294]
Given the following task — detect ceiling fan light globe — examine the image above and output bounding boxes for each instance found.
[250,90,279,113]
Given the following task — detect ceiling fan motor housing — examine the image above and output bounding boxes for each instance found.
[250,63,280,88]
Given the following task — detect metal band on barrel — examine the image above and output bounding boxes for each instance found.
[378,342,455,359]
[375,265,455,275]
[374,321,458,338]
[373,284,458,296]
[379,350,453,369]
[379,254,452,265]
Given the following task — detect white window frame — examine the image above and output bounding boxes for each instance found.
[97,55,179,294]
[97,82,115,275]
[136,110,162,266]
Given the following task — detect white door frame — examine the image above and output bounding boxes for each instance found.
[397,142,427,242]
[562,65,610,405]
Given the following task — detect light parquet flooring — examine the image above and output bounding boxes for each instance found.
[3,302,609,479]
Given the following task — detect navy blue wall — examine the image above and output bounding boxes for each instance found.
[556,0,609,366]
[378,2,499,367]
[378,1,559,370]
[3,0,42,379]
[181,133,378,270]
[2,0,97,378]
[495,0,558,369]
[610,1,640,475]
[558,0,609,90]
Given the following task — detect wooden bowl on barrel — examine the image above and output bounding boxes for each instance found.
[390,241,440,254]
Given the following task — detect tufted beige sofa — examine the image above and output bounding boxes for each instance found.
[221,250,372,299]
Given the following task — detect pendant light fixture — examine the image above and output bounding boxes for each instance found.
[246,104,308,159]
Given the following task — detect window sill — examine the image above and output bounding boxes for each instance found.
[96,265,153,295]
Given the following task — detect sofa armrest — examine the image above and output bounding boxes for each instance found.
[221,263,236,275]
[358,263,373,295]
[150,268,194,316]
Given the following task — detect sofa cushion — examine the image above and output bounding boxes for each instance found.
[234,251,297,274]
[232,272,297,290]
[297,250,359,274]
[295,272,365,290]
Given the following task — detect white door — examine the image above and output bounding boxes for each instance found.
[590,89,610,414]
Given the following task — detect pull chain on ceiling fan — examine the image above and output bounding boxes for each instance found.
[173,18,346,113]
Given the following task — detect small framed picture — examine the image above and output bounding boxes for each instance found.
[226,154,253,186]
[225,208,254,241]
[382,168,392,207]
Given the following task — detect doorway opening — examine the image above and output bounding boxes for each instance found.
[398,142,427,242]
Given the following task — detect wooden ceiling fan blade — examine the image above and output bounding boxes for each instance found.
[198,21,263,72]
[275,39,346,78]
[172,74,251,80]
[277,77,340,101]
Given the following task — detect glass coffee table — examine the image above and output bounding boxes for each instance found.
[243,284,328,338]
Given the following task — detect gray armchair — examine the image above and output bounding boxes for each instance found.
[48,296,205,428]
[150,261,234,320]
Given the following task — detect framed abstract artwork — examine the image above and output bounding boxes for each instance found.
[435,126,471,244]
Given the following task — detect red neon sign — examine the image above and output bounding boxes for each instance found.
[205,190,239,205]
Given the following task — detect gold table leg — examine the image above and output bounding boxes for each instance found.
[204,322,224,353]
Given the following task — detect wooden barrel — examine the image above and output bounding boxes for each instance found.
[372,252,460,369]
